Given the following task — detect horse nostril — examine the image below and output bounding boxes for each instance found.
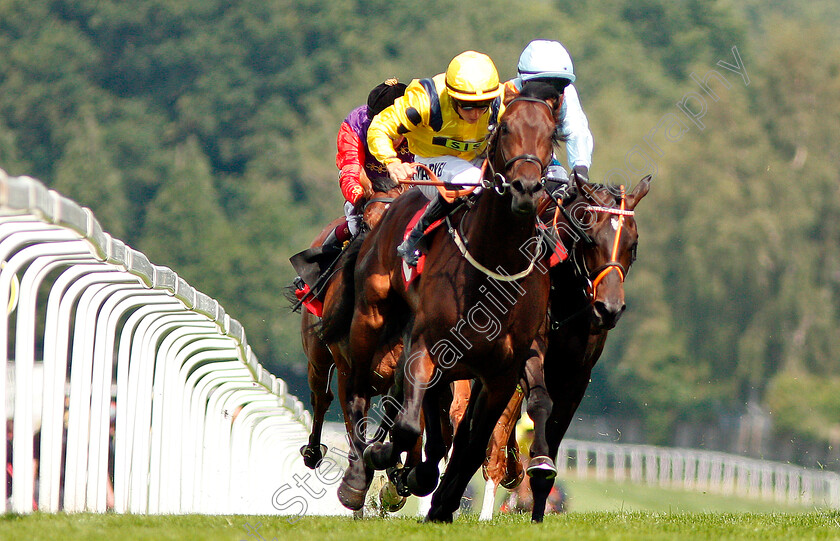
[594,300,626,325]
[511,180,525,194]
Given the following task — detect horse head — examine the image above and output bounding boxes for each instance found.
[566,174,651,329]
[489,82,560,215]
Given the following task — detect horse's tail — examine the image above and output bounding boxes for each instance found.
[318,232,365,344]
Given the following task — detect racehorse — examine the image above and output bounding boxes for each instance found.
[463,173,651,521]
[526,175,650,522]
[298,177,406,470]
[320,82,560,521]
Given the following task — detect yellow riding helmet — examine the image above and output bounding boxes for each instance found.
[445,51,502,101]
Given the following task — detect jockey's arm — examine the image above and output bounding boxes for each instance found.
[335,121,366,204]
[368,85,425,183]
[561,84,594,170]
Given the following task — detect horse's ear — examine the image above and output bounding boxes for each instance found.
[572,169,596,200]
[626,175,652,210]
[550,94,562,118]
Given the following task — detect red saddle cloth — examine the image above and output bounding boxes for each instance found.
[537,222,569,267]
[294,284,323,317]
[401,203,446,286]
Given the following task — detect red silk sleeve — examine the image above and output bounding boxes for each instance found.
[336,121,365,204]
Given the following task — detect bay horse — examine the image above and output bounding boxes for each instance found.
[462,173,651,521]
[526,175,650,522]
[321,82,560,520]
[298,177,406,469]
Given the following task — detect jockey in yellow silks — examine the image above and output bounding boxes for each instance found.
[367,50,504,266]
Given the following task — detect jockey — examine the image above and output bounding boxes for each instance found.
[326,79,413,251]
[505,40,593,192]
[368,50,504,266]
[290,80,412,302]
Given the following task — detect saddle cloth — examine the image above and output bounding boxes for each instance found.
[401,202,446,286]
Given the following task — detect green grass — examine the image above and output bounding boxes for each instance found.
[2,512,840,541]
[2,476,837,541]
[450,472,823,516]
[556,476,822,513]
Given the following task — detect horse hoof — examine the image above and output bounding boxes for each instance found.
[527,456,557,480]
[386,465,412,497]
[337,480,367,511]
[363,441,395,470]
[407,463,439,497]
[379,482,407,513]
[425,507,454,523]
[300,443,328,469]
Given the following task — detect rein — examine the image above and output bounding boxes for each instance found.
[364,196,397,209]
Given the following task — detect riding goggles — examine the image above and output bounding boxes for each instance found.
[453,98,494,111]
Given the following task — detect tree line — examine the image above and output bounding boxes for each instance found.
[1,0,838,459]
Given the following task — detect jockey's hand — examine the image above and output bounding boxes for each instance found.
[386,161,416,183]
[348,185,364,205]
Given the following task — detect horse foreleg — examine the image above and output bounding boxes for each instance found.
[519,342,557,523]
[448,379,471,441]
[334,323,382,510]
[428,376,516,523]
[478,477,497,520]
[367,341,436,471]
[404,384,448,497]
[478,384,524,520]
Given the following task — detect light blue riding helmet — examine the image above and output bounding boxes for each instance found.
[517,40,576,84]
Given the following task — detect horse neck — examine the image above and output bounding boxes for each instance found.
[461,186,537,272]
[363,185,403,228]
[549,210,595,315]
[549,256,590,314]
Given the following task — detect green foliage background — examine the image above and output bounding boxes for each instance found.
[1,0,838,451]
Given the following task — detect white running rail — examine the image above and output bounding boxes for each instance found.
[0,169,345,516]
[558,438,840,508]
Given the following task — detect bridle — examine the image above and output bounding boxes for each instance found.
[483,96,553,195]
[447,95,556,281]
[570,185,635,301]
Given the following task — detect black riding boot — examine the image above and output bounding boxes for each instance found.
[397,194,457,266]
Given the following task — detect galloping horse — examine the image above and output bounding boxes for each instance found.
[526,175,650,522]
[321,82,559,521]
[464,173,651,521]
[298,177,406,469]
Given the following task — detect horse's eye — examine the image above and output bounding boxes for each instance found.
[499,123,509,135]
[629,242,638,263]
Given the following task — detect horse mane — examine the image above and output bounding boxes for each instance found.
[317,232,366,344]
[352,175,401,216]
[370,175,399,193]
[519,80,559,102]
